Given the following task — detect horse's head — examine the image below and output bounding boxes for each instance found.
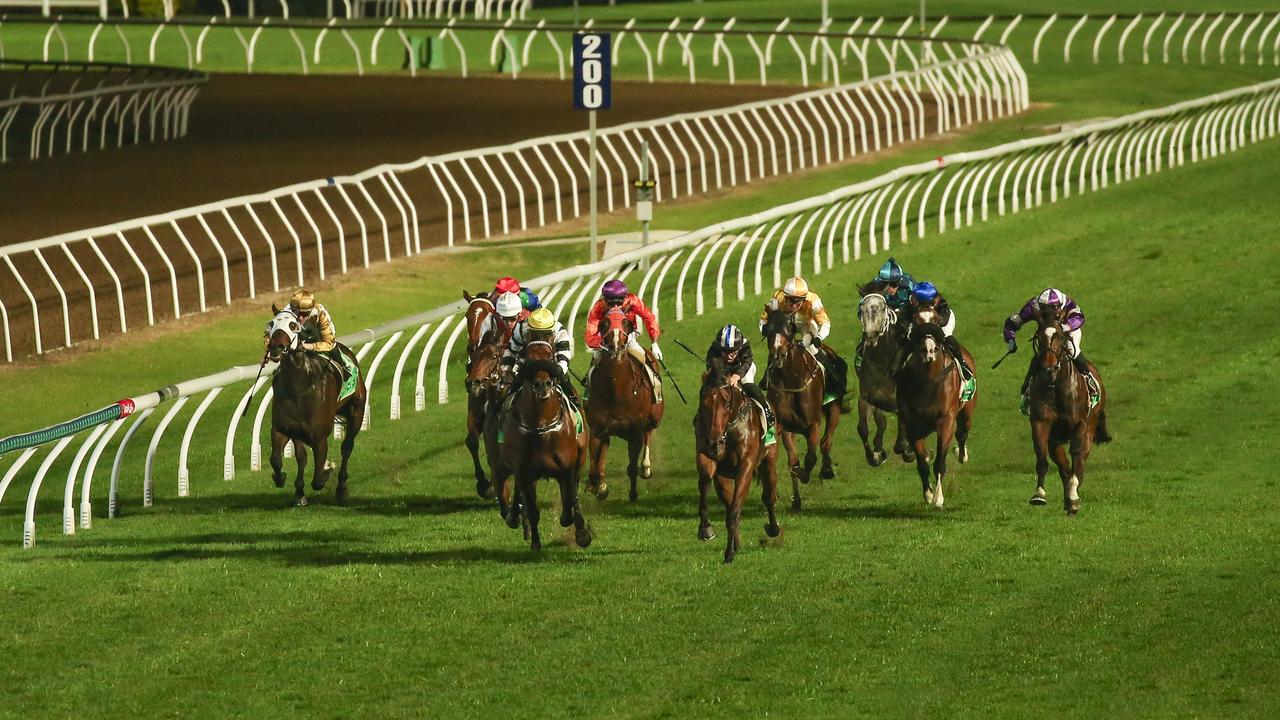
[265,309,303,362]
[697,359,741,461]
[463,290,495,353]
[859,293,895,341]
[465,341,502,399]
[908,321,947,366]
[1033,318,1070,381]
[762,307,796,358]
[519,359,561,403]
[598,307,634,360]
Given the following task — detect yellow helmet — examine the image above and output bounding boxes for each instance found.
[783,276,809,298]
[527,307,556,331]
[290,290,316,312]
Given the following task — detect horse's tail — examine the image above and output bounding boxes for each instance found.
[1094,409,1113,444]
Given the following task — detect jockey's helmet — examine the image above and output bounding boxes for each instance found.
[782,276,809,301]
[877,258,904,284]
[528,308,556,331]
[602,279,628,302]
[1037,288,1066,308]
[913,282,938,303]
[495,277,521,295]
[290,290,316,314]
[718,324,746,351]
[496,292,522,319]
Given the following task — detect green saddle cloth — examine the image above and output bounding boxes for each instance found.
[336,352,360,402]
[497,393,583,444]
[959,375,976,403]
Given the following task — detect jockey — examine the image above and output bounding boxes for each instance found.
[759,276,851,413]
[478,291,527,347]
[859,257,916,311]
[501,307,579,406]
[584,279,663,400]
[494,276,542,311]
[1005,288,1095,411]
[900,281,974,381]
[706,324,775,430]
[266,289,348,379]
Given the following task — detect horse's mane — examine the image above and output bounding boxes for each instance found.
[703,357,730,390]
[518,359,564,382]
[909,322,948,346]
[762,307,792,337]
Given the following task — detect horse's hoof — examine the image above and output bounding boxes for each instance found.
[475,479,491,499]
[575,529,593,548]
[505,511,522,530]
[764,523,781,538]
[312,472,330,492]
[902,452,916,463]
[640,466,652,480]
[791,497,802,511]
[335,487,349,506]
[594,484,610,501]
[628,489,639,503]
[698,525,715,541]
[819,465,835,480]
[530,540,542,552]
[293,495,309,507]
[559,513,574,529]
[1029,495,1047,506]
[924,490,934,505]
[272,474,286,489]
[723,552,736,564]
[869,451,887,467]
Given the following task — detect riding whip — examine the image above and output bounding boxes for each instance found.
[990,347,1016,369]
[241,353,269,419]
[654,355,688,404]
[672,338,703,361]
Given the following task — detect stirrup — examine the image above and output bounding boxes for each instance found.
[1019,393,1030,416]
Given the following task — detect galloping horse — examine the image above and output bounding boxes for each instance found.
[896,307,977,509]
[264,307,366,506]
[462,290,502,498]
[856,293,913,466]
[585,307,664,502]
[761,307,840,510]
[484,341,591,551]
[694,359,780,564]
[1028,316,1111,515]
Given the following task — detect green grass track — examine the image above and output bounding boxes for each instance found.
[1,104,1278,717]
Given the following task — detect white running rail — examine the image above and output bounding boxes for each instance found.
[2,76,1278,547]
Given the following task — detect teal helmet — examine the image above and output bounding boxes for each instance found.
[876,258,905,284]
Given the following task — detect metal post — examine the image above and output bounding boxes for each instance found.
[821,0,830,82]
[921,0,928,34]
[589,109,599,263]
[638,140,652,270]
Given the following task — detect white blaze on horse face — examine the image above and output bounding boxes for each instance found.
[917,308,938,325]
[773,333,783,351]
[923,336,937,362]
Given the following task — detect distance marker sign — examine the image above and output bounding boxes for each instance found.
[572,33,612,110]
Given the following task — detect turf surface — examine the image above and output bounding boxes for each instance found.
[2,114,1278,718]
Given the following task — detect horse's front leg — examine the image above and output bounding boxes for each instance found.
[800,421,820,485]
[292,440,309,507]
[310,433,331,492]
[588,432,610,501]
[466,403,490,498]
[912,435,932,505]
[625,432,644,503]
[931,415,955,509]
[269,429,289,489]
[712,471,738,564]
[519,476,541,552]
[696,456,716,541]
[857,398,878,466]
[780,430,802,511]
[1030,420,1051,506]
[819,405,839,479]
[896,413,916,462]
[640,429,655,480]
[1066,425,1089,516]
[758,444,782,539]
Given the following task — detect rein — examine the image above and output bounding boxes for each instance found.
[767,342,820,393]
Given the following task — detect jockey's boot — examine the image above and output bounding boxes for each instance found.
[854,336,866,370]
[1074,353,1100,400]
[630,345,663,403]
[328,346,351,382]
[944,336,974,381]
[561,377,582,409]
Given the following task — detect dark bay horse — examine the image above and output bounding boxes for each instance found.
[896,308,976,509]
[761,307,839,510]
[856,293,913,466]
[484,342,591,551]
[265,308,366,506]
[695,359,780,564]
[1028,317,1111,515]
[585,307,664,502]
[462,290,495,354]
[465,338,503,498]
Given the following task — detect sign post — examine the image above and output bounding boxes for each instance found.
[635,140,655,271]
[573,32,612,263]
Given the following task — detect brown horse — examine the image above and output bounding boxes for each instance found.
[855,293,914,466]
[585,307,664,502]
[896,309,976,509]
[761,308,840,510]
[484,342,591,551]
[465,338,503,498]
[694,359,780,564]
[462,290,495,354]
[1027,316,1111,515]
[264,307,366,506]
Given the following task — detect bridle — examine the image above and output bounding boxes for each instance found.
[1033,320,1072,388]
[765,322,820,393]
[698,379,750,458]
[266,310,304,361]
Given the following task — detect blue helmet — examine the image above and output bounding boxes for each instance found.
[876,258,905,284]
[913,281,938,303]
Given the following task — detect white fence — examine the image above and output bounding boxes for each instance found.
[0,58,204,163]
[2,75,1278,547]
[0,43,1026,362]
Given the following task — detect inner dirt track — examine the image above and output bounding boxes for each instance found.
[0,72,795,244]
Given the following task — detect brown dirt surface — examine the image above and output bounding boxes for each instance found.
[1,72,796,245]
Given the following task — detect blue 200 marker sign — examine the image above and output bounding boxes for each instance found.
[572,33,612,110]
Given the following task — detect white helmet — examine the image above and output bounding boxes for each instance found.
[1037,288,1066,309]
[495,292,522,319]
[782,276,809,298]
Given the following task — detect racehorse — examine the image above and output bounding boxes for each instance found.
[761,307,840,510]
[464,339,503,498]
[484,340,591,551]
[856,293,913,466]
[264,307,366,506]
[694,358,780,564]
[1027,316,1111,515]
[896,307,977,509]
[585,307,664,502]
[462,290,495,354]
